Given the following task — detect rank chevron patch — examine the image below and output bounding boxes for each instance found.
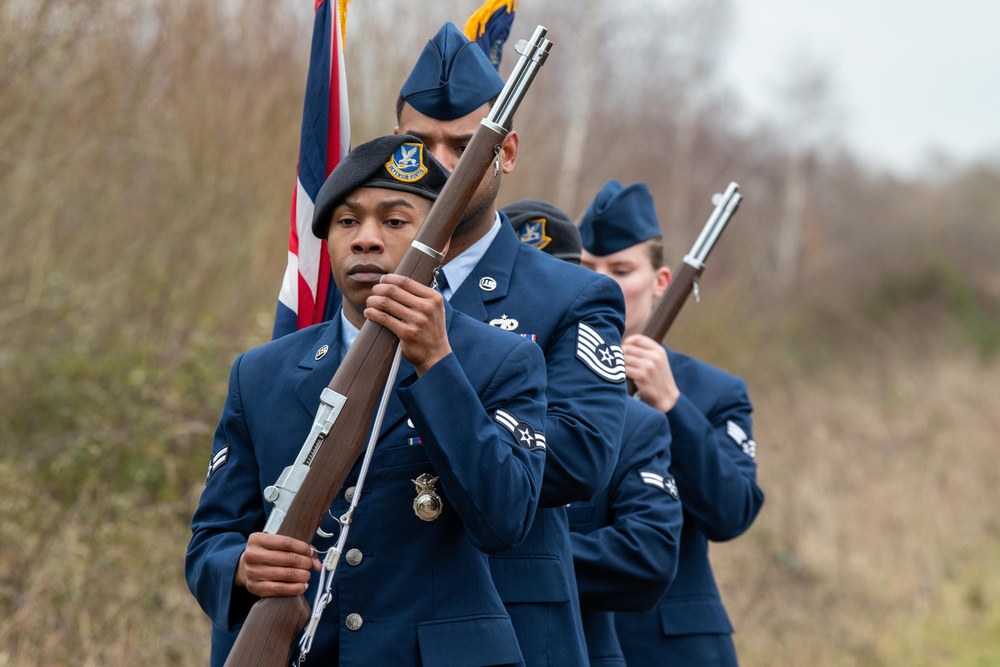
[576,322,626,383]
[205,445,229,483]
[726,420,757,459]
[495,409,546,451]
[639,470,680,499]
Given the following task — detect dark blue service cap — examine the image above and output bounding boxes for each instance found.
[578,179,662,256]
[501,199,582,264]
[400,22,504,121]
[312,134,449,239]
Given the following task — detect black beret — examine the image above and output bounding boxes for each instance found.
[312,134,449,239]
[502,199,582,264]
[579,179,662,256]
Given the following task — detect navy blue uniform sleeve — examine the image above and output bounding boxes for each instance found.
[571,406,683,611]
[398,339,547,553]
[539,275,627,506]
[185,354,264,632]
[667,375,764,541]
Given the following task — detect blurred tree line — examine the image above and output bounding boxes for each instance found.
[1,0,998,664]
[2,0,997,360]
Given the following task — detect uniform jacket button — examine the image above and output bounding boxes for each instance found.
[345,613,363,631]
[345,548,363,566]
[344,486,356,503]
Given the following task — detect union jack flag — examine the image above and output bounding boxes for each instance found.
[272,0,350,339]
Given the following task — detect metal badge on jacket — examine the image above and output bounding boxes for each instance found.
[412,473,443,521]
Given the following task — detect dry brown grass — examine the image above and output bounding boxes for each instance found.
[717,336,1000,665]
[5,319,998,666]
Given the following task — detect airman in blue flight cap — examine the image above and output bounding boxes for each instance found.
[394,23,629,667]
[399,22,504,121]
[578,179,662,257]
[578,180,765,667]
[512,198,684,667]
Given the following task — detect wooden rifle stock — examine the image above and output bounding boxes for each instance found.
[627,182,742,396]
[222,26,552,667]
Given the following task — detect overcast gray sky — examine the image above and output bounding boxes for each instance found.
[721,0,1000,174]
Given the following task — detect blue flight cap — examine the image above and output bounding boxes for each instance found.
[400,22,504,121]
[312,134,449,239]
[578,179,662,256]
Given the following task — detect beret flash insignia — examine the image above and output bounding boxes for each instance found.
[516,218,553,250]
[385,142,428,183]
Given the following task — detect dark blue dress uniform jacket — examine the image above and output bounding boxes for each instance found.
[449,219,628,666]
[185,303,548,667]
[568,399,684,666]
[615,348,764,666]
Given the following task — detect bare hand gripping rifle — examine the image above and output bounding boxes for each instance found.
[223,26,553,667]
[627,182,742,396]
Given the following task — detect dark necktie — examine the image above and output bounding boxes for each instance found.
[434,269,449,295]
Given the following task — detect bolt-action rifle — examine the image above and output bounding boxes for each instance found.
[222,26,553,667]
[627,182,742,396]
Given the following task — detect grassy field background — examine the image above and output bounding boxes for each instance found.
[2,1,999,665]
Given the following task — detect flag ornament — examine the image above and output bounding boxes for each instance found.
[463,0,519,69]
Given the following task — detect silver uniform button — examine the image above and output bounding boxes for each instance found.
[345,548,363,566]
[345,613,363,631]
[344,486,356,503]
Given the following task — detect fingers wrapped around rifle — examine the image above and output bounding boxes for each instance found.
[238,533,321,598]
[623,334,680,413]
[366,274,451,374]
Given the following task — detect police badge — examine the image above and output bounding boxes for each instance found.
[412,473,443,521]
